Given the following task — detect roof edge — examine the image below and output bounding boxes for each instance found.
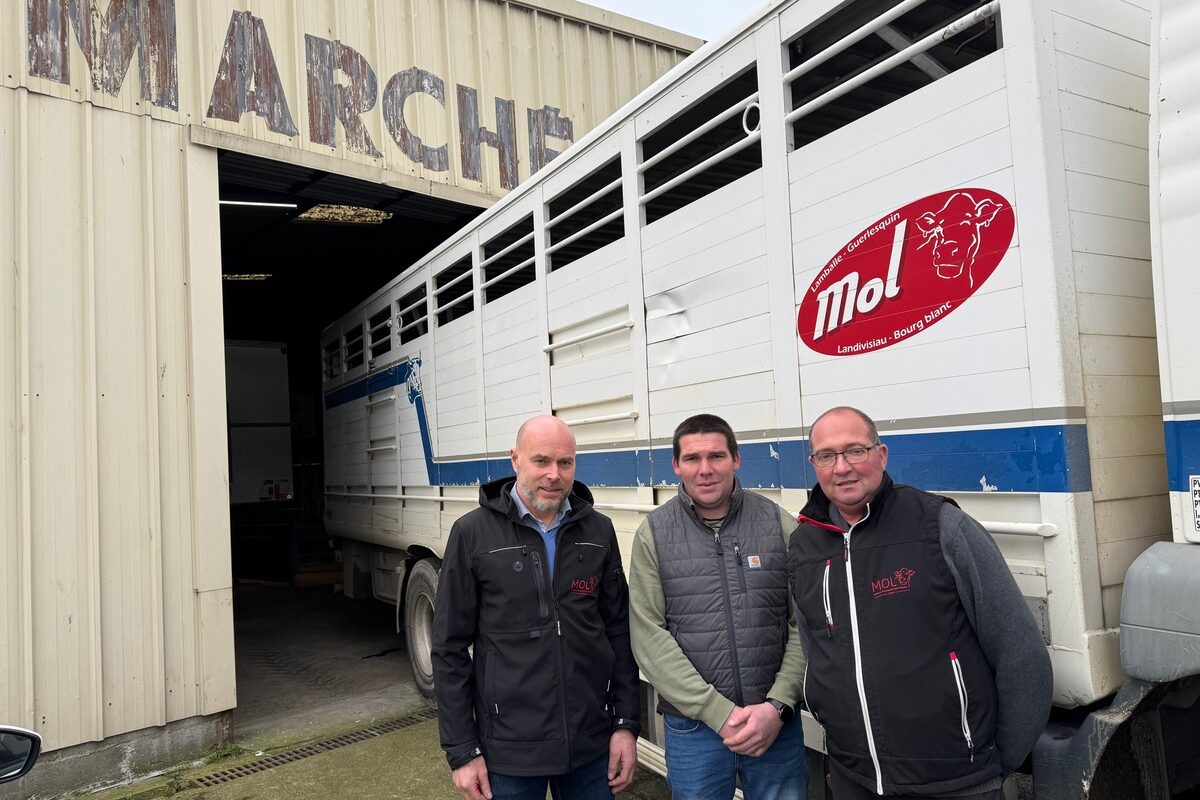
[507,0,705,51]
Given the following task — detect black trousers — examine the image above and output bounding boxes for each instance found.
[827,764,1004,800]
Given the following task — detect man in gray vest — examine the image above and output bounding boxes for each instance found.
[629,414,807,799]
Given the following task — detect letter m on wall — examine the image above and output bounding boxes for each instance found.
[27,0,179,110]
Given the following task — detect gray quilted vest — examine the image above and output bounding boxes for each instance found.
[648,480,789,717]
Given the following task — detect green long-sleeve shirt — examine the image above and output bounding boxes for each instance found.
[628,504,806,733]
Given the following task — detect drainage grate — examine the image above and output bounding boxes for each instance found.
[191,706,439,787]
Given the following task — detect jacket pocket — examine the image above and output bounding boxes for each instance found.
[530,551,550,620]
[562,541,610,611]
[733,539,748,593]
[822,558,834,637]
[792,554,840,634]
[485,650,498,737]
[949,651,974,760]
[483,629,557,742]
[663,714,702,734]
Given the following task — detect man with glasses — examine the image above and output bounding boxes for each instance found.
[629,413,807,799]
[790,406,1052,799]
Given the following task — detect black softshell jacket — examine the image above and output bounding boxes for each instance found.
[432,478,640,776]
[790,476,1002,795]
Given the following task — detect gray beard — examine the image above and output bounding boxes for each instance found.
[517,479,564,515]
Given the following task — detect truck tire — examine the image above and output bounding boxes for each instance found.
[405,557,441,699]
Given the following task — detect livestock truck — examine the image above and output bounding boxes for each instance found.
[321,0,1200,795]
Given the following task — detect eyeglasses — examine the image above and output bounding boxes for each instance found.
[809,445,877,469]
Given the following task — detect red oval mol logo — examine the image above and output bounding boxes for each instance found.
[797,189,1015,356]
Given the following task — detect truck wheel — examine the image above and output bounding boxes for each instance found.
[405,557,441,699]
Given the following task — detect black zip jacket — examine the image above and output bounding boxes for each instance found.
[432,478,640,776]
[791,475,1010,795]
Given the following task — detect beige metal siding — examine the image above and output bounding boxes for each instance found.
[1050,0,1167,629]
[1,0,691,757]
[7,0,697,206]
[0,86,233,751]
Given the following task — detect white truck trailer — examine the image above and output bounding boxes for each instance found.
[322,0,1200,794]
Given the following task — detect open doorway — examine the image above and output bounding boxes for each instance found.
[217,149,481,736]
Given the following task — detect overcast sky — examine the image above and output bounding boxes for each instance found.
[585,0,767,42]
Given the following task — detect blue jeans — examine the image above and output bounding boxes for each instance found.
[664,713,807,800]
[488,753,612,800]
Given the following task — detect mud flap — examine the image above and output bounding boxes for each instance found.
[1033,676,1200,799]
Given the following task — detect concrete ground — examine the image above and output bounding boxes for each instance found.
[82,584,671,800]
[89,715,670,800]
[229,583,427,751]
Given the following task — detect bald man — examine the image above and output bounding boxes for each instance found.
[433,416,641,800]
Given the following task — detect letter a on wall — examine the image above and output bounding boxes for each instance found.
[207,11,298,137]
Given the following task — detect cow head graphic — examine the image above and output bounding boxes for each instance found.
[915,192,1005,288]
[894,567,915,588]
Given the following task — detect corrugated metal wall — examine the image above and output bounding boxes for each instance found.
[0,0,693,755]
[0,87,234,750]
[2,0,696,206]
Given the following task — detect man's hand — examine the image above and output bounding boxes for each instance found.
[607,729,638,794]
[451,755,492,800]
[718,705,752,741]
[720,702,783,757]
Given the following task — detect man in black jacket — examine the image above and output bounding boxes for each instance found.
[791,407,1052,799]
[432,415,640,800]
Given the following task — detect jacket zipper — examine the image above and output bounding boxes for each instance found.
[733,538,748,593]
[714,531,745,705]
[843,509,884,795]
[822,558,833,637]
[950,651,974,761]
[530,551,550,620]
[552,589,570,769]
[485,544,525,555]
[551,524,572,770]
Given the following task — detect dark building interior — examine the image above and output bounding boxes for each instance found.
[217,149,482,582]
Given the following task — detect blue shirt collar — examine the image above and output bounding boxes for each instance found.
[509,483,571,532]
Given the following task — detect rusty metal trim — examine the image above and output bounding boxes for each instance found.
[187,125,492,210]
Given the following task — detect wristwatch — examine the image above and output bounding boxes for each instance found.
[768,699,794,723]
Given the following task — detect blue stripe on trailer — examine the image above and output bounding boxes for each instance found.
[325,364,1091,493]
[1164,419,1200,492]
[882,423,1091,494]
[567,424,1089,493]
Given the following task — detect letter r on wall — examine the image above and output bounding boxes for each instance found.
[305,35,382,158]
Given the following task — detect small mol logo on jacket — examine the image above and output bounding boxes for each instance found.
[569,575,600,596]
[871,567,916,598]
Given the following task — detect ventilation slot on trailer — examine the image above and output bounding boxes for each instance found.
[343,323,365,371]
[368,305,392,364]
[547,158,625,271]
[481,215,536,303]
[434,256,474,326]
[785,0,1000,149]
[639,66,763,225]
[397,284,429,344]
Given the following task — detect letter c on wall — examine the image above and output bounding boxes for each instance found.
[382,67,449,172]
